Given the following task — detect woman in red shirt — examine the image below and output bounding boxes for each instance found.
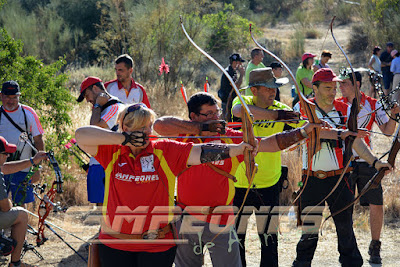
[75,103,254,266]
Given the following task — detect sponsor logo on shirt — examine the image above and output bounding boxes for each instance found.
[118,162,128,167]
[115,172,159,183]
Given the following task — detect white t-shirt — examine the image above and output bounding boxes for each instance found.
[89,98,125,166]
[0,104,44,172]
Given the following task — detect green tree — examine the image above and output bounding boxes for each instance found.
[202,3,254,53]
[0,0,84,63]
[0,28,73,151]
[361,0,400,46]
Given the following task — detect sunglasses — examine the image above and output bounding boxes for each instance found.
[122,103,147,127]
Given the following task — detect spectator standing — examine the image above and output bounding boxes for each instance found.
[0,81,44,205]
[269,62,286,101]
[368,46,382,97]
[380,42,395,95]
[313,50,332,72]
[293,53,316,106]
[244,48,266,96]
[218,53,245,121]
[390,49,400,102]
[104,54,151,107]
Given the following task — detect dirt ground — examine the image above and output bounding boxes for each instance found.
[1,207,399,267]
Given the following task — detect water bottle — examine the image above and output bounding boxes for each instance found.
[288,206,296,221]
[291,85,297,97]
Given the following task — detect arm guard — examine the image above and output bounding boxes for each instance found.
[200,143,230,163]
[276,128,306,150]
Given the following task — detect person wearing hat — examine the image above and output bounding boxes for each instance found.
[337,69,400,264]
[292,68,392,267]
[77,76,124,205]
[218,53,245,121]
[380,42,395,95]
[293,52,316,106]
[0,81,45,205]
[244,47,266,96]
[390,49,400,102]
[313,50,333,73]
[104,54,151,107]
[231,67,304,267]
[0,136,47,267]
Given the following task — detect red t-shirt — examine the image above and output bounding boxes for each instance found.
[176,128,244,225]
[95,140,193,252]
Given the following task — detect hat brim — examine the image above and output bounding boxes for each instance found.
[5,143,17,154]
[247,82,283,89]
[316,77,343,82]
[77,89,86,102]
[1,90,21,96]
[247,77,289,89]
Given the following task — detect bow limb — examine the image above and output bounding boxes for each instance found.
[37,151,63,246]
[180,16,257,245]
[322,123,400,227]
[249,24,320,207]
[330,16,360,165]
[302,17,361,221]
[180,16,256,181]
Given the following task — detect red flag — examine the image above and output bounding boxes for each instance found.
[180,81,188,104]
[204,76,209,93]
[159,57,170,75]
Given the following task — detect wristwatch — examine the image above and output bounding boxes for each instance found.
[93,103,102,109]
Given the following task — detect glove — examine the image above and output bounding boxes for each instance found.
[121,131,147,147]
[277,110,300,121]
[201,120,226,135]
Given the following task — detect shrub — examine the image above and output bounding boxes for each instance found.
[0,28,73,158]
[348,25,369,52]
[288,29,305,59]
[305,28,320,39]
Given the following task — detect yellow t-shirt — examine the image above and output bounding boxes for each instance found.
[232,96,303,188]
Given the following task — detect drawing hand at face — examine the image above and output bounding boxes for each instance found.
[200,120,226,135]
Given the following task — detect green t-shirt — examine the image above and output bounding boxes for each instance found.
[244,62,266,96]
[231,96,304,188]
[295,66,314,96]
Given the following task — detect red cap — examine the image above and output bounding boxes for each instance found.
[312,68,342,83]
[0,136,17,154]
[301,53,316,62]
[77,76,102,102]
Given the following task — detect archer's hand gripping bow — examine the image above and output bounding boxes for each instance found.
[18,133,64,246]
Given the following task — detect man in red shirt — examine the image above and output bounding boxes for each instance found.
[154,92,317,267]
[337,70,400,264]
[292,68,392,267]
[104,54,151,107]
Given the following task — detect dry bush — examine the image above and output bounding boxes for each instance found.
[280,147,303,205]
[348,25,369,53]
[305,28,320,39]
[286,29,305,59]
